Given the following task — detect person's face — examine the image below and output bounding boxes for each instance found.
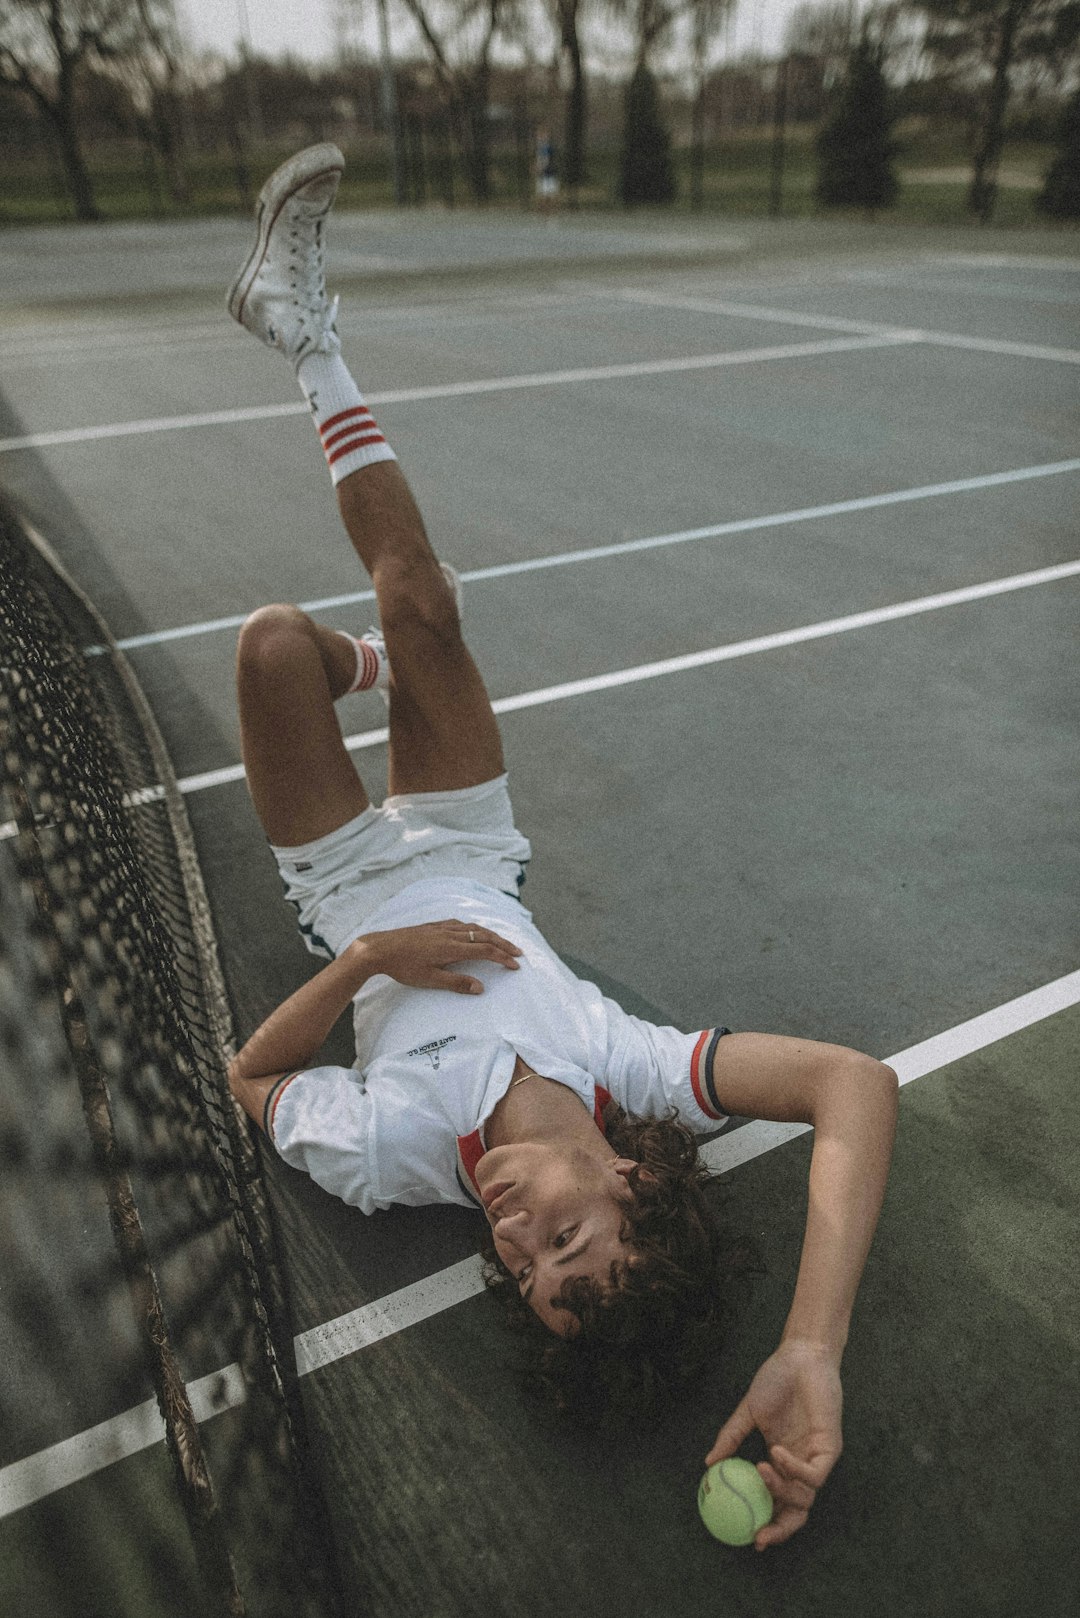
[477,1143,638,1335]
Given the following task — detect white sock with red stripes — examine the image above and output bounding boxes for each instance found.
[295,351,396,485]
[334,630,388,696]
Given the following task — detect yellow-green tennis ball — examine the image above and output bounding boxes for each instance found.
[697,1458,773,1546]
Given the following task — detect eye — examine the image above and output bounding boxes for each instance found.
[553,1227,577,1250]
[516,1263,531,1284]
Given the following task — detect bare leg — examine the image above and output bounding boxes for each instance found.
[237,459,504,846]
[236,603,372,846]
[334,461,505,798]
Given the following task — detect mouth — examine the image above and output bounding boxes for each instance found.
[481,1180,514,1212]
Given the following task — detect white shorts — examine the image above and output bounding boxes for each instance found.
[269,774,532,959]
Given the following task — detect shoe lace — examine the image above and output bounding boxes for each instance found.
[286,210,333,326]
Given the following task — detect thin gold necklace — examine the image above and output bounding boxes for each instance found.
[509,1069,543,1089]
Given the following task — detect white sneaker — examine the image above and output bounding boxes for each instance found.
[227,143,345,367]
[438,562,464,617]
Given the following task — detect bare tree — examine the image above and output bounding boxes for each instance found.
[397,0,528,201]
[0,0,139,219]
[784,0,860,83]
[549,0,589,194]
[621,0,682,69]
[908,0,1078,220]
[124,0,188,203]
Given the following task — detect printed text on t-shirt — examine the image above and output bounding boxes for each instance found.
[405,1036,458,1070]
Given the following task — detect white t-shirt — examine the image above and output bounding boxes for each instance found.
[269,878,728,1214]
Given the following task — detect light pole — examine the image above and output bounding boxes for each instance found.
[375,0,407,204]
[235,0,264,145]
[768,54,788,218]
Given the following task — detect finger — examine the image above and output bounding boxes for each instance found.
[704,1401,755,1466]
[757,1461,815,1513]
[770,1443,837,1490]
[754,1504,808,1551]
[477,928,522,953]
[446,945,520,974]
[429,969,484,995]
[451,924,522,951]
[459,929,523,963]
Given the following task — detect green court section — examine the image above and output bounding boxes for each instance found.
[257,1003,1079,1618]
[1,1394,312,1618]
[1,1441,204,1618]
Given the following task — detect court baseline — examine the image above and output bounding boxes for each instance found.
[2,967,1077,1518]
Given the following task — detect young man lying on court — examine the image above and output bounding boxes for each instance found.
[224,146,898,1552]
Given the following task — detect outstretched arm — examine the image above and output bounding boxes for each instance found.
[703,1033,898,1549]
[228,920,522,1128]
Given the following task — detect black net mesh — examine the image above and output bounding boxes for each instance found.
[0,501,341,1618]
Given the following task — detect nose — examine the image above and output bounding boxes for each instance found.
[493,1209,533,1255]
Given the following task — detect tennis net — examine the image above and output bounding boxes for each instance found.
[0,498,342,1618]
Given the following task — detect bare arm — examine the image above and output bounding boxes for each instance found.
[703,1032,899,1549]
[227,920,522,1129]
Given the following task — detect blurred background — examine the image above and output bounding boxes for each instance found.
[2,0,1079,231]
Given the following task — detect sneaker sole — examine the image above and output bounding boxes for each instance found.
[226,143,345,328]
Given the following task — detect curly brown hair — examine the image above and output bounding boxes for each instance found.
[477,1106,760,1430]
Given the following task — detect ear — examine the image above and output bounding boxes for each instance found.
[612,1157,658,1189]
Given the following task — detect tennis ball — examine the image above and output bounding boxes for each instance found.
[697,1457,773,1546]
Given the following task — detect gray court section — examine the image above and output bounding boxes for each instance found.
[1,213,1077,1617]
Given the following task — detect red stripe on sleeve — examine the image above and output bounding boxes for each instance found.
[457,1129,486,1196]
[689,1030,723,1120]
[268,1073,299,1137]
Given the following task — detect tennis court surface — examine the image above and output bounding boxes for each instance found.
[1,209,1077,1618]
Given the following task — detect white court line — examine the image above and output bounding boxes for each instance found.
[4,288,1076,456]
[695,968,1080,1171]
[94,458,1080,654]
[143,556,1080,801]
[4,551,1078,837]
[615,288,1080,365]
[839,269,1080,309]
[0,332,912,455]
[926,253,1080,272]
[3,966,1077,1517]
[0,1360,247,1517]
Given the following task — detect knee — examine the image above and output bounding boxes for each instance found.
[377,557,461,648]
[236,603,313,675]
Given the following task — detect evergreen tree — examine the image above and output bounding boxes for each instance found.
[815,34,899,212]
[1037,84,1080,217]
[619,63,677,205]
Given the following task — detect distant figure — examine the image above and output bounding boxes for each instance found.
[535,127,559,212]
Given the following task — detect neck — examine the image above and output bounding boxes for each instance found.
[484,1056,613,1159]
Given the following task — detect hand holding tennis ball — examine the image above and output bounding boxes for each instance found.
[698,1457,774,1546]
[703,1339,843,1547]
